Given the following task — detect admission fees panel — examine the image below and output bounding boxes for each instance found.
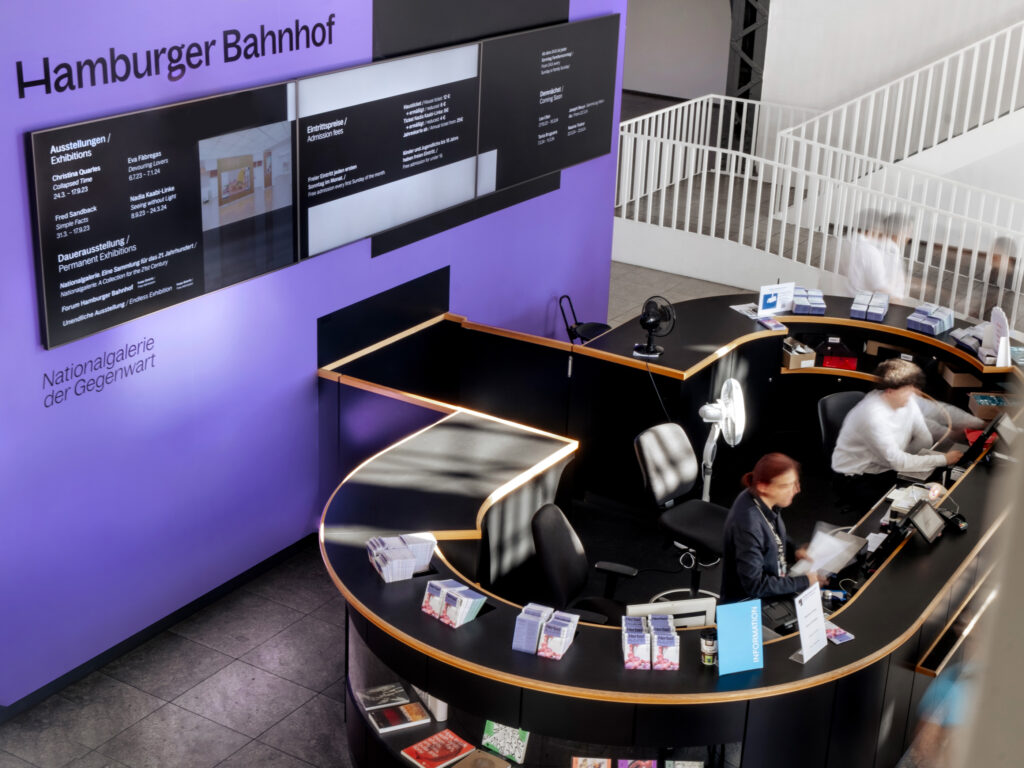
[31,84,297,348]
[479,14,619,190]
[298,45,480,257]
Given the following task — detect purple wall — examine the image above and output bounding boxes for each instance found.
[0,0,624,705]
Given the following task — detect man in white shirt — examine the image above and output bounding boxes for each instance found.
[832,359,964,507]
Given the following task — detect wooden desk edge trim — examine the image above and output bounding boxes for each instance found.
[778,367,879,382]
[775,315,1019,375]
[320,512,1009,706]
[914,562,999,677]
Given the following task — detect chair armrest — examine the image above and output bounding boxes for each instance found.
[594,561,638,578]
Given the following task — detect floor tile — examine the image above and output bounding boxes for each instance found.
[242,616,346,692]
[259,696,351,768]
[0,750,35,768]
[0,695,91,768]
[63,751,130,767]
[103,632,233,701]
[59,673,164,748]
[244,548,338,615]
[215,741,314,768]
[97,704,249,768]
[309,595,346,629]
[170,590,304,658]
[320,678,348,705]
[174,661,315,739]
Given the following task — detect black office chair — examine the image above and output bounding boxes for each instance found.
[818,391,866,512]
[530,503,637,624]
[559,294,611,344]
[818,391,865,460]
[634,423,729,599]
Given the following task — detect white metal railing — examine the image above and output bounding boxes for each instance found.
[617,95,816,208]
[615,132,1024,335]
[771,138,1024,246]
[781,19,1024,163]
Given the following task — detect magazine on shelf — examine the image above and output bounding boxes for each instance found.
[401,729,475,768]
[355,681,410,711]
[367,701,431,733]
[571,759,611,768]
[617,760,657,767]
[481,720,529,764]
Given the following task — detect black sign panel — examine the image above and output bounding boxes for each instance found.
[479,14,619,191]
[299,78,479,210]
[373,0,569,59]
[30,84,295,347]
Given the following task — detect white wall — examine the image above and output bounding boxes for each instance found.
[945,141,1024,202]
[624,0,730,98]
[760,0,1024,111]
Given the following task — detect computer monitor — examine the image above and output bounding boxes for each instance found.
[958,412,1004,466]
[626,596,717,628]
[907,499,945,544]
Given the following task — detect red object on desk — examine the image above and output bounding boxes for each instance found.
[964,428,998,447]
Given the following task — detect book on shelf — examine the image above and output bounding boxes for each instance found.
[571,759,611,768]
[411,684,449,721]
[367,701,431,734]
[480,720,529,764]
[451,749,510,768]
[355,681,410,711]
[401,729,475,768]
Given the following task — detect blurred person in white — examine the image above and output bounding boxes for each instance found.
[847,208,897,297]
[878,210,912,300]
[978,235,1019,321]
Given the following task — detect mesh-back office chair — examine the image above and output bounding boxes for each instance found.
[558,294,611,344]
[634,423,728,599]
[531,503,637,624]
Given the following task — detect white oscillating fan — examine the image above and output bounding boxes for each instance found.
[698,378,746,502]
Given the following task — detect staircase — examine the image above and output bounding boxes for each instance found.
[615,20,1024,338]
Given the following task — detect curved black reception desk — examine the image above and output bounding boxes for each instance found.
[318,295,1017,768]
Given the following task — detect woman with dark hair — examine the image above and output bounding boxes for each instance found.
[720,453,825,603]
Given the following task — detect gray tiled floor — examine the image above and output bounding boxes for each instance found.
[0,264,732,768]
[0,541,349,768]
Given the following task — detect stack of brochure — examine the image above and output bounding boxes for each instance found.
[512,603,554,654]
[850,291,889,321]
[621,616,651,670]
[367,532,436,582]
[793,286,827,315]
[907,303,954,335]
[420,579,486,627]
[950,323,987,355]
[648,614,680,670]
[536,611,580,660]
[421,579,465,619]
[440,584,487,628]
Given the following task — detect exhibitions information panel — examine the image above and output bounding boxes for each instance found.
[31,84,297,347]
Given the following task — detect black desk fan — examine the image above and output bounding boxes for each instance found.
[633,296,675,359]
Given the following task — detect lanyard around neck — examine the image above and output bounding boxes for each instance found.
[752,493,787,578]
